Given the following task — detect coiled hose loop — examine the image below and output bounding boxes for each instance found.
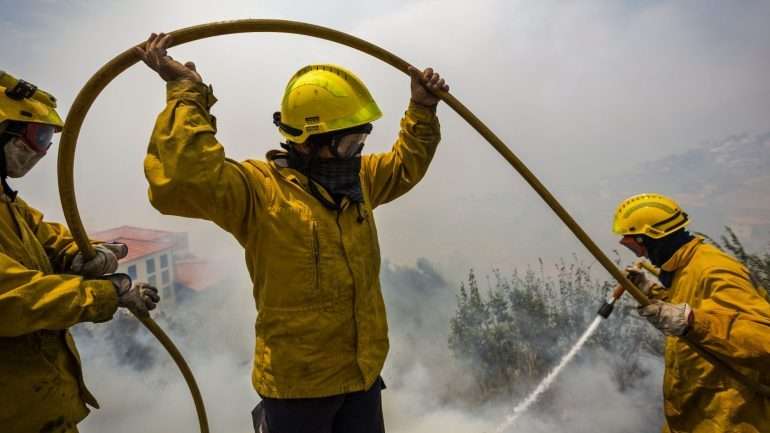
[57,20,769,433]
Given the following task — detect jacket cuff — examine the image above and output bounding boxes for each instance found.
[166,80,218,110]
[407,100,437,121]
[686,308,712,341]
[85,279,119,323]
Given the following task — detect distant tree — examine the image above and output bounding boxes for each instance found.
[719,227,770,294]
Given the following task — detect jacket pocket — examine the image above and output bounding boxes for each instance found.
[258,203,325,310]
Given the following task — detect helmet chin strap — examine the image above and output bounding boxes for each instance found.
[0,135,17,201]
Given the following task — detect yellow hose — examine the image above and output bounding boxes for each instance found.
[56,19,768,432]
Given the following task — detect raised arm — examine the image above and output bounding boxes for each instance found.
[362,67,447,208]
[138,33,264,241]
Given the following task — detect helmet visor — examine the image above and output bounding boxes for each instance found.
[331,132,368,159]
[7,123,55,154]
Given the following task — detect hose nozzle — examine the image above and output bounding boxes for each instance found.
[597,299,615,319]
[598,259,658,319]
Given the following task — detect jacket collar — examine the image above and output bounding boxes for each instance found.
[660,236,704,273]
[266,149,306,185]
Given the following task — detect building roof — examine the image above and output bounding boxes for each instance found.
[90,226,181,263]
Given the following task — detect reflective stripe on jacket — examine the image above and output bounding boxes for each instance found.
[145,80,440,398]
[0,195,118,432]
[659,237,770,433]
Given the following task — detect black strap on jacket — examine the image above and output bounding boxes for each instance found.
[0,134,17,201]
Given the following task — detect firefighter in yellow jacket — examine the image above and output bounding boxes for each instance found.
[0,72,160,433]
[136,33,448,432]
[613,193,770,433]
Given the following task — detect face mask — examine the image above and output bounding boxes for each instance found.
[4,136,44,178]
[309,156,363,204]
[283,143,364,207]
[642,229,694,267]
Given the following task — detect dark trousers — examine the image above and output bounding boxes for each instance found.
[252,377,386,433]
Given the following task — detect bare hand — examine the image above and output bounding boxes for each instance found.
[408,66,449,107]
[135,33,202,83]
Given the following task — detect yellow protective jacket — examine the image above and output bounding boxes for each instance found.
[145,80,440,398]
[659,237,770,433]
[0,194,119,433]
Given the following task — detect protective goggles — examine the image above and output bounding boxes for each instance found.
[329,124,373,159]
[5,123,55,154]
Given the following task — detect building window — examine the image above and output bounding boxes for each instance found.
[146,258,156,274]
[162,270,170,285]
[160,254,169,269]
[127,265,137,280]
[148,275,157,287]
[163,285,172,299]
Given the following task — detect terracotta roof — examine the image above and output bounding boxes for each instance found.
[90,226,180,263]
[174,259,224,292]
[91,225,180,242]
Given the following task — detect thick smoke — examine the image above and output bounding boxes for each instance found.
[73,255,664,433]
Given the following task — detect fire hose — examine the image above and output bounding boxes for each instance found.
[56,19,769,433]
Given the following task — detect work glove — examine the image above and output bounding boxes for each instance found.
[638,300,692,336]
[70,243,128,277]
[625,265,656,296]
[104,273,160,318]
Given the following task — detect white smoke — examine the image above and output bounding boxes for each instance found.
[74,257,664,433]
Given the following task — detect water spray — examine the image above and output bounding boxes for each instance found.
[495,316,604,432]
[497,263,648,432]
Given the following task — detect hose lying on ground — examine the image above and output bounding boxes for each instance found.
[57,19,770,433]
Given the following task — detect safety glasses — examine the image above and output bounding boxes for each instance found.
[5,123,55,154]
[329,123,373,159]
[330,132,368,159]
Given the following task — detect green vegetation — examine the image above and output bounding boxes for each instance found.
[449,258,663,403]
[719,227,770,294]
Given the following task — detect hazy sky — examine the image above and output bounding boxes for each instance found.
[3,0,769,280]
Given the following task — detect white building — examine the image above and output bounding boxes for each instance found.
[90,226,191,306]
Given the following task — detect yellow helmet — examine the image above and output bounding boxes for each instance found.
[275,64,382,144]
[0,71,63,132]
[612,193,690,239]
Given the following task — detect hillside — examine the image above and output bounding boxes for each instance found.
[605,132,770,248]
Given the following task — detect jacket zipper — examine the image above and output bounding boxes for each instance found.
[312,220,320,291]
